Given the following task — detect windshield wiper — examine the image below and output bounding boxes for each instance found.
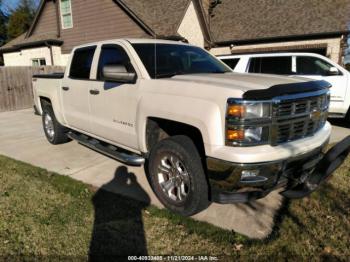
[155,71,185,79]
[208,70,229,74]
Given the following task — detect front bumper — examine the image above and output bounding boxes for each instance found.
[207,136,350,204]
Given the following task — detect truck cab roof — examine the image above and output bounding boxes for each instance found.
[73,38,190,50]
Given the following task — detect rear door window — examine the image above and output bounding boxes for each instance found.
[221,58,240,70]
[69,46,96,79]
[248,56,292,75]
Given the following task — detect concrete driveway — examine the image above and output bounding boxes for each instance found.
[0,109,349,239]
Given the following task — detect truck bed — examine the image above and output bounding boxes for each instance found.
[32,73,64,116]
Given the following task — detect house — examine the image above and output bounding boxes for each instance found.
[0,0,211,66]
[209,0,350,65]
[1,0,349,66]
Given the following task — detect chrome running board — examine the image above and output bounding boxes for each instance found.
[67,131,145,166]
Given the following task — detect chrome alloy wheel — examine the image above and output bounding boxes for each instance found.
[44,113,55,140]
[157,154,190,203]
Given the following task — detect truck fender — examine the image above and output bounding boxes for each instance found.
[136,94,224,153]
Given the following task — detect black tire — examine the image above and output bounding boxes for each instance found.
[346,109,350,126]
[147,135,209,216]
[42,105,71,145]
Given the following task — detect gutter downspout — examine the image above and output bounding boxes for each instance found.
[45,42,54,66]
[54,0,61,38]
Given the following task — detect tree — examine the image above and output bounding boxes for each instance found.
[0,0,8,45]
[7,0,37,40]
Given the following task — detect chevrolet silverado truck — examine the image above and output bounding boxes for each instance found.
[32,39,350,216]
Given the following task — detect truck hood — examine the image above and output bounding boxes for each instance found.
[170,72,310,92]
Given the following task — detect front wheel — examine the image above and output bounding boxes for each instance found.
[346,109,350,125]
[42,106,71,145]
[147,136,209,216]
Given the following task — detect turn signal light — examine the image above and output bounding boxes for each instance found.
[227,105,245,118]
[227,130,244,141]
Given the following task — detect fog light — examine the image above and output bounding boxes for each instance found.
[241,170,260,179]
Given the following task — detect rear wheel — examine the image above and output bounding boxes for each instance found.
[147,136,209,216]
[42,106,70,145]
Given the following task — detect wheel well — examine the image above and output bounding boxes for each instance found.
[146,117,206,158]
[40,97,52,109]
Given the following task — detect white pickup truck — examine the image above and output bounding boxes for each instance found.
[33,39,350,216]
[218,53,350,120]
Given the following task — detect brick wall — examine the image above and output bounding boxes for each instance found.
[210,37,344,65]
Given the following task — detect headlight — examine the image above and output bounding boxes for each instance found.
[226,100,271,146]
[227,102,270,120]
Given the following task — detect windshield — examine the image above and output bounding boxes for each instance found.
[132,43,232,79]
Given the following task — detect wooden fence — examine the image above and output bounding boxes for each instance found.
[0,66,65,112]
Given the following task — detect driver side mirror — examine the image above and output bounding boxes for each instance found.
[102,65,136,83]
[327,66,341,76]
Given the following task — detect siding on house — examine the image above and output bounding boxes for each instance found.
[3,46,68,67]
[30,0,151,54]
[3,47,54,66]
[0,0,211,66]
[31,0,58,36]
[177,1,205,47]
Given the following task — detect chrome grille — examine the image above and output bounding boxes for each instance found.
[275,95,327,118]
[272,93,329,145]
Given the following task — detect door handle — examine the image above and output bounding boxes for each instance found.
[90,89,100,95]
[62,86,69,91]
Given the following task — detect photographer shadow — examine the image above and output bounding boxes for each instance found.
[89,166,150,260]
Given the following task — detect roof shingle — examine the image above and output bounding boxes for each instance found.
[210,0,350,43]
[1,33,62,51]
[120,0,191,36]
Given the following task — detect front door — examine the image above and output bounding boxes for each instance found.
[89,44,140,150]
[61,46,97,133]
[295,56,348,112]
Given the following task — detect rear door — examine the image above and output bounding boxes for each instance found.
[61,46,96,133]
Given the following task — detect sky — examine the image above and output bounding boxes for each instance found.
[1,0,21,13]
[1,0,40,14]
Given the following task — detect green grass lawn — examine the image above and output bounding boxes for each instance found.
[0,154,349,260]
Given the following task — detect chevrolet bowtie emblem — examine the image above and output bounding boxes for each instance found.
[310,110,321,121]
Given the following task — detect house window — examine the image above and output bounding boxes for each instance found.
[32,58,46,66]
[60,0,73,29]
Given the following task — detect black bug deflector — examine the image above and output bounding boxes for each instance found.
[243,80,331,100]
[281,136,350,199]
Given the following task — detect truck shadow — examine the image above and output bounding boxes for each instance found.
[328,118,350,128]
[89,166,150,260]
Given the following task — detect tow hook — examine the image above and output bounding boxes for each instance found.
[282,136,350,199]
